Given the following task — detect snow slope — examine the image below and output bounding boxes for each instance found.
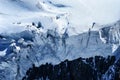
[0,0,120,80]
[0,0,67,33]
[0,0,120,34]
[0,26,110,80]
[0,21,118,79]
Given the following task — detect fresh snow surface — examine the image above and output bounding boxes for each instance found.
[0,0,119,69]
[0,0,120,80]
[0,0,120,34]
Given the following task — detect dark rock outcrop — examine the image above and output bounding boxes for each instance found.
[22,56,120,80]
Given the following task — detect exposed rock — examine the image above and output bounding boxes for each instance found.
[23,56,118,80]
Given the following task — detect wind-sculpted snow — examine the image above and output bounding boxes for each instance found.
[0,24,114,80]
[0,0,120,80]
[0,20,120,79]
[1,0,120,35]
[0,19,120,79]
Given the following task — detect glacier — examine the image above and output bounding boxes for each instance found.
[0,0,120,80]
[0,21,119,80]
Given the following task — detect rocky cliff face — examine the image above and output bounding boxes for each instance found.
[102,58,120,80]
[22,56,120,80]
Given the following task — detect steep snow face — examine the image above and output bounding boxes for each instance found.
[99,20,120,53]
[0,25,113,80]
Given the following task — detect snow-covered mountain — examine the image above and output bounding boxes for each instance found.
[0,0,120,33]
[0,0,120,80]
[0,20,120,80]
